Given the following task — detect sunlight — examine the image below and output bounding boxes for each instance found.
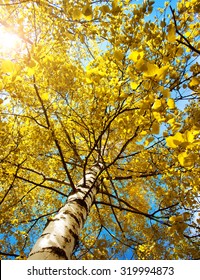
[0,28,21,54]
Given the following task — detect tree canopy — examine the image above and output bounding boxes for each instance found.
[0,0,199,260]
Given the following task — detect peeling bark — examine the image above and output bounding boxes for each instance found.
[28,163,103,260]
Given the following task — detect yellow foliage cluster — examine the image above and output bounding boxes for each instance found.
[0,0,199,260]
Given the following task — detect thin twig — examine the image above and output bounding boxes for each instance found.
[170,6,200,55]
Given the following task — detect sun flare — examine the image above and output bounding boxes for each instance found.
[0,29,21,53]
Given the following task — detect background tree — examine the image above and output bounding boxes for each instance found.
[0,0,199,260]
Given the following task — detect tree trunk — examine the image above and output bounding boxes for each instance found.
[28,163,103,260]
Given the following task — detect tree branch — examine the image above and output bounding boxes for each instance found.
[170,6,200,55]
[15,175,68,197]
[0,251,19,258]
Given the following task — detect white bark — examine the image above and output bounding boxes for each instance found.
[28,163,103,260]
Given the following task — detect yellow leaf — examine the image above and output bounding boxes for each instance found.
[112,0,121,15]
[189,77,199,88]
[72,8,82,20]
[184,130,195,143]
[66,31,74,40]
[11,218,18,225]
[143,62,159,78]
[178,152,194,168]
[144,136,154,146]
[151,122,160,134]
[176,47,183,56]
[129,51,144,62]
[42,92,49,100]
[166,132,184,148]
[177,223,188,233]
[86,77,92,84]
[178,152,187,166]
[153,112,162,122]
[143,63,169,80]
[0,80,4,90]
[116,92,128,100]
[1,60,15,73]
[152,99,162,111]
[140,131,148,136]
[101,5,110,14]
[135,58,147,72]
[167,118,175,126]
[143,80,151,90]
[160,20,166,28]
[163,131,168,137]
[138,244,146,252]
[183,212,190,220]
[113,50,124,61]
[28,59,37,68]
[162,88,170,98]
[169,217,188,234]
[82,4,93,20]
[130,82,138,90]
[167,98,175,109]
[169,215,183,223]
[27,67,35,76]
[167,25,176,42]
[157,65,169,80]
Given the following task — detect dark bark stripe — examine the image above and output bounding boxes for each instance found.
[69,229,79,243]
[73,198,88,211]
[83,191,93,202]
[63,210,81,225]
[86,171,97,176]
[45,246,68,259]
[76,189,87,195]
[61,235,71,243]
[77,210,84,222]
[29,247,68,260]
[40,232,50,238]
[77,184,88,188]
[86,179,95,185]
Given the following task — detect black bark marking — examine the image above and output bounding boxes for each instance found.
[73,198,88,211]
[68,189,78,196]
[76,189,87,196]
[69,229,79,244]
[61,235,71,243]
[40,233,50,239]
[63,210,81,225]
[86,179,95,185]
[29,247,68,260]
[77,210,84,222]
[76,184,88,189]
[86,171,96,175]
[46,246,68,259]
[44,218,59,229]
[85,190,93,199]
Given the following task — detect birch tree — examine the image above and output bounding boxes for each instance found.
[28,163,103,260]
[0,0,199,260]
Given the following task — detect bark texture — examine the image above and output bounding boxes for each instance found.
[28,163,103,260]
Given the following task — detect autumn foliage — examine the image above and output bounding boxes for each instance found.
[0,0,199,260]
